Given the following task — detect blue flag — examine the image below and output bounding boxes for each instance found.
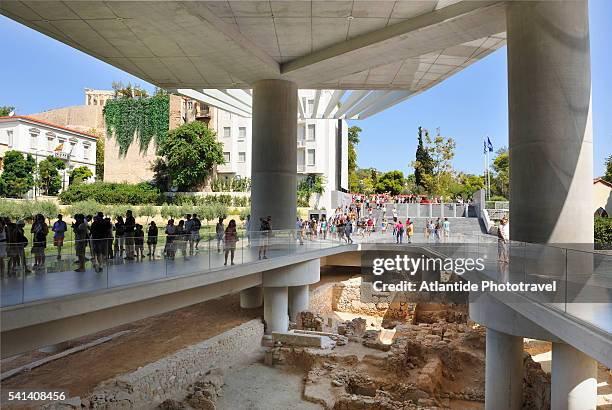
[487,137,493,152]
[483,139,488,154]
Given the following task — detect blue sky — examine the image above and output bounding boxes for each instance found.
[1,1,610,176]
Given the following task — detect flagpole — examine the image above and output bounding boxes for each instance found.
[487,149,491,200]
[484,142,488,200]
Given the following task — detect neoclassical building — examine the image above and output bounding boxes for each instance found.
[0,115,98,193]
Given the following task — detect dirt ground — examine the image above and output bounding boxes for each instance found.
[1,293,262,406]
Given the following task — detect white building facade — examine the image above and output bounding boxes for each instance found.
[211,90,348,210]
[0,116,97,193]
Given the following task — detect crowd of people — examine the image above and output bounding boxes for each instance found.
[351,193,472,209]
[0,197,475,277]
[0,211,240,276]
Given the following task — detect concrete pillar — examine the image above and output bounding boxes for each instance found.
[551,343,597,410]
[288,284,309,322]
[507,0,592,244]
[251,79,298,230]
[263,286,288,334]
[485,328,523,410]
[240,286,263,309]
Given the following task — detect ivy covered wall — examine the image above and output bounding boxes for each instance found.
[103,94,170,156]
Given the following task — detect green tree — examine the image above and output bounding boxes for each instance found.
[37,155,66,196]
[69,166,93,185]
[604,154,612,184]
[0,106,15,116]
[491,147,509,199]
[414,127,434,189]
[348,126,362,192]
[375,170,404,195]
[0,151,36,198]
[156,121,225,191]
[415,131,456,197]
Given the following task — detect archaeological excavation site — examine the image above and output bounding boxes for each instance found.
[2,262,610,410]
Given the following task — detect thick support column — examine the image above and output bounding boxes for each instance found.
[288,285,309,322]
[507,0,592,244]
[485,328,523,410]
[240,286,263,309]
[551,343,597,410]
[263,286,288,334]
[251,79,298,230]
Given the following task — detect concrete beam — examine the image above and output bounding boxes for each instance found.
[312,90,321,119]
[343,91,390,119]
[357,91,413,119]
[323,90,345,118]
[177,88,251,117]
[333,90,369,119]
[202,88,252,113]
[281,1,505,86]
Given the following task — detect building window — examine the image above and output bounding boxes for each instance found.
[7,130,13,147]
[223,152,231,163]
[307,149,316,166]
[223,127,231,138]
[297,124,305,142]
[307,99,315,116]
[83,144,90,160]
[30,133,38,150]
[238,127,246,141]
[238,152,246,163]
[307,124,316,141]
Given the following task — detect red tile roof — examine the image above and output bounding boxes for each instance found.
[0,116,98,139]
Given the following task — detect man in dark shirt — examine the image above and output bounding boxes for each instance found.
[90,212,110,272]
[124,210,136,260]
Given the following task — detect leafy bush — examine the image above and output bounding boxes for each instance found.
[232,196,250,207]
[31,201,60,220]
[68,200,100,217]
[59,182,161,205]
[595,217,612,248]
[211,176,251,192]
[239,207,250,221]
[138,204,157,221]
[0,200,59,221]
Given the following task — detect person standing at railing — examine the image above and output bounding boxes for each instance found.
[192,213,202,251]
[395,220,404,244]
[90,212,108,273]
[74,214,88,273]
[147,221,158,258]
[124,210,136,261]
[345,218,354,244]
[497,217,509,263]
[177,220,188,259]
[407,219,414,243]
[164,219,176,259]
[224,219,238,266]
[258,216,271,260]
[184,214,194,255]
[51,214,67,261]
[443,218,450,242]
[215,217,225,253]
[31,214,48,270]
[134,224,145,260]
[114,216,125,258]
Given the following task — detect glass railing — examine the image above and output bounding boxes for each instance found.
[360,229,611,335]
[2,226,610,339]
[0,229,348,307]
